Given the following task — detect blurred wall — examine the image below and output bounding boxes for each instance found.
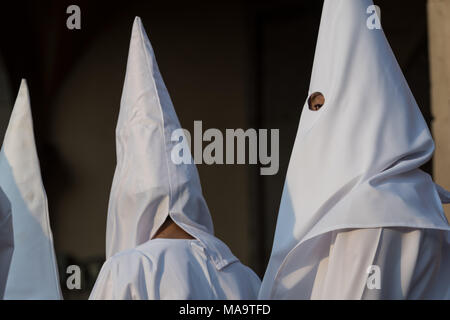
[428,0,450,219]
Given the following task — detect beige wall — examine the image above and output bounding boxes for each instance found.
[428,0,450,219]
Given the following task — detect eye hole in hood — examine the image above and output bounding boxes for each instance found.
[308,92,325,111]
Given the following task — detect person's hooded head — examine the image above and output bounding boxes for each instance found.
[105,17,236,270]
[0,80,61,299]
[259,0,450,299]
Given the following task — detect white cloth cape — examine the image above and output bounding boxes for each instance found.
[259,0,450,299]
[0,80,62,299]
[90,17,260,299]
[90,238,260,299]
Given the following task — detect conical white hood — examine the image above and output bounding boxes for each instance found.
[260,0,450,299]
[0,80,62,299]
[105,18,234,268]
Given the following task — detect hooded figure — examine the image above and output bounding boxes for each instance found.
[0,80,62,299]
[89,17,260,300]
[259,0,450,300]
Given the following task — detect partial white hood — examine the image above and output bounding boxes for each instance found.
[106,17,235,269]
[0,80,62,299]
[0,187,13,299]
[260,0,450,298]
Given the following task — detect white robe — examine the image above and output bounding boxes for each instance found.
[259,0,450,300]
[90,239,260,299]
[90,17,261,299]
[273,227,449,299]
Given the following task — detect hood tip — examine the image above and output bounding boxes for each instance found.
[18,79,29,95]
[20,78,27,87]
[133,16,142,27]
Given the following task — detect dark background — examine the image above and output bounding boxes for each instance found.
[0,0,431,299]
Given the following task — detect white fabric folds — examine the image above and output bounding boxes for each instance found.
[0,80,62,300]
[259,0,450,299]
[90,17,260,299]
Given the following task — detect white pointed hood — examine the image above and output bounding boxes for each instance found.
[260,0,450,298]
[106,17,235,269]
[0,80,62,299]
